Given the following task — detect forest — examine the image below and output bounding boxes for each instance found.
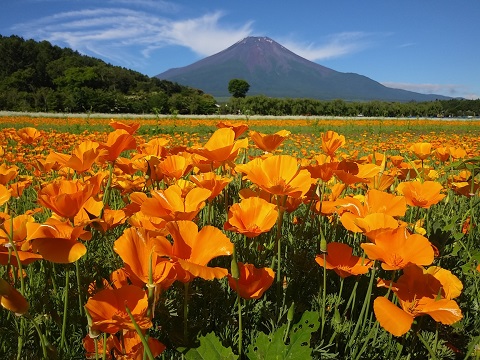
[1,35,479,117]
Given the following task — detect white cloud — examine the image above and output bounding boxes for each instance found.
[280,32,379,61]
[381,82,479,99]
[11,7,253,68]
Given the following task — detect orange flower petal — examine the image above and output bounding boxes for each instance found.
[32,238,86,263]
[374,296,413,337]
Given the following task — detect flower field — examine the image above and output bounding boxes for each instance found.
[0,115,479,359]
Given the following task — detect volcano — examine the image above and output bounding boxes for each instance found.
[156,36,449,102]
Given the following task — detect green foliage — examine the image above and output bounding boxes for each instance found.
[228,79,250,98]
[0,35,218,114]
[185,332,237,360]
[247,311,320,359]
[222,95,480,117]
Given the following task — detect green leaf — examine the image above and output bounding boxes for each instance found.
[247,311,320,360]
[185,332,238,360]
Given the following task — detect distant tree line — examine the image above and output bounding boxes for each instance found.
[0,35,217,114]
[221,95,480,118]
[1,35,479,117]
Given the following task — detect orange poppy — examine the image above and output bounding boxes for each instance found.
[333,160,372,185]
[47,140,107,174]
[0,164,19,185]
[0,184,11,206]
[396,180,446,208]
[450,180,479,198]
[83,330,165,360]
[190,127,248,164]
[114,227,175,289]
[0,244,43,267]
[302,154,338,182]
[154,220,233,282]
[335,189,406,233]
[26,218,91,263]
[156,153,193,183]
[353,213,401,239]
[224,197,278,238]
[99,129,137,163]
[0,278,29,315]
[313,183,346,216]
[37,179,95,219]
[409,142,432,160]
[85,285,151,334]
[109,120,141,135]
[216,121,249,139]
[83,333,119,360]
[8,177,32,198]
[0,213,44,265]
[321,131,345,158]
[74,197,127,232]
[315,242,373,278]
[141,184,210,222]
[137,137,170,158]
[374,264,463,336]
[249,130,291,152]
[115,157,138,175]
[448,146,467,160]
[190,172,232,200]
[236,155,313,198]
[434,147,450,162]
[228,262,275,299]
[17,127,42,144]
[360,226,434,270]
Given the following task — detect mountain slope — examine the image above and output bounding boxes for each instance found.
[157,36,450,102]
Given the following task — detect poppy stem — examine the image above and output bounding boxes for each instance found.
[102,332,107,360]
[320,252,327,338]
[275,196,286,284]
[60,267,70,354]
[342,279,358,318]
[25,313,48,359]
[75,260,83,316]
[101,162,114,215]
[125,305,155,360]
[7,211,27,359]
[347,261,376,350]
[237,291,243,357]
[183,282,189,342]
[94,337,99,360]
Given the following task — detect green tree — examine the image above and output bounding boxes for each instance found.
[228,78,250,98]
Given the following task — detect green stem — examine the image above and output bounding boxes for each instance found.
[183,282,190,342]
[25,314,48,359]
[347,262,376,350]
[342,280,359,318]
[320,252,327,338]
[60,268,70,353]
[102,332,107,360]
[100,162,114,217]
[7,213,27,360]
[75,260,83,316]
[125,305,154,360]
[353,322,379,360]
[275,196,286,284]
[237,293,243,357]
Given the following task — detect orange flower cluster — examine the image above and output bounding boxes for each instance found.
[1,117,477,357]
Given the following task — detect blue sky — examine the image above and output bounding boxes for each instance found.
[1,0,479,99]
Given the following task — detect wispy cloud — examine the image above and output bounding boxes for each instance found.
[382,82,478,99]
[280,32,381,61]
[11,7,253,69]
